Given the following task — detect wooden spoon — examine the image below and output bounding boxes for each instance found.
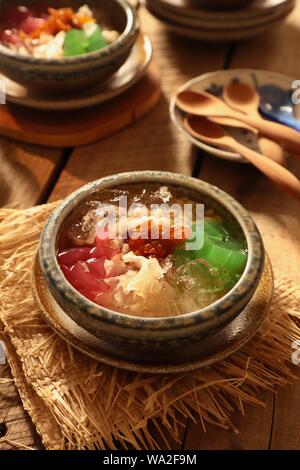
[222,82,287,165]
[223,82,262,118]
[183,115,300,201]
[209,116,257,133]
[208,117,286,165]
[176,90,300,154]
[258,136,287,166]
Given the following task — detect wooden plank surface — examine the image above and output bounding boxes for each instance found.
[0,365,42,450]
[0,8,228,450]
[1,4,300,451]
[184,3,300,450]
[46,10,228,449]
[0,137,64,208]
[0,140,64,449]
[184,391,274,450]
[229,2,300,78]
[229,2,300,450]
[49,9,228,201]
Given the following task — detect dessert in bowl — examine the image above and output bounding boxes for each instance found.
[0,0,139,92]
[37,171,265,361]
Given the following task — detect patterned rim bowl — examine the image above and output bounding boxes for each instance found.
[38,171,265,349]
[0,0,139,92]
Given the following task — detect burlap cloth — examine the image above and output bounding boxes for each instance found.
[0,203,299,450]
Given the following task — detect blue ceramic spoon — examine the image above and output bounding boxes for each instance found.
[258,84,300,132]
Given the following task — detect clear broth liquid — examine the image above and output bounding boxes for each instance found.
[56,184,247,317]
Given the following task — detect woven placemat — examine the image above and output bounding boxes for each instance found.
[0,203,299,450]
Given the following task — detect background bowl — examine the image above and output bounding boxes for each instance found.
[193,0,254,9]
[38,171,265,360]
[0,0,139,92]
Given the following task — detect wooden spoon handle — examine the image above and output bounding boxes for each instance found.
[209,116,257,133]
[232,141,300,201]
[231,112,300,154]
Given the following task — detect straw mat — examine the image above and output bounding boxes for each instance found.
[0,203,299,449]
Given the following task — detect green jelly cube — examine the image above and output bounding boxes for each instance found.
[194,234,247,275]
[224,249,247,274]
[185,220,227,252]
[87,26,108,52]
[173,220,247,275]
[64,29,89,56]
[204,219,229,241]
[174,221,205,263]
[184,222,204,251]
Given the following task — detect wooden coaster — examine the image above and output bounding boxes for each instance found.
[33,254,274,374]
[0,63,161,148]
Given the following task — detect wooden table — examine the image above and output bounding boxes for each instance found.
[1,6,300,451]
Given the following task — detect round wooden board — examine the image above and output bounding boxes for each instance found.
[33,254,274,374]
[0,63,161,148]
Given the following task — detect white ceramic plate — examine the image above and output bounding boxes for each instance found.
[146,0,294,28]
[170,69,300,162]
[0,34,152,111]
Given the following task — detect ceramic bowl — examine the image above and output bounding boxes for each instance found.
[38,171,265,358]
[0,33,152,110]
[144,0,295,42]
[0,0,139,92]
[194,0,253,9]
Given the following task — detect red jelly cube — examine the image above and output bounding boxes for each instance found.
[57,247,92,266]
[20,16,45,34]
[87,257,106,279]
[70,262,103,291]
[92,231,117,259]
